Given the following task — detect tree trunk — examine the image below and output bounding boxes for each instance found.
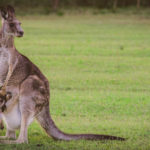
[53,0,59,11]
[113,0,118,10]
[122,0,126,7]
[137,0,140,9]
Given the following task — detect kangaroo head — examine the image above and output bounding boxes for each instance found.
[0,5,24,37]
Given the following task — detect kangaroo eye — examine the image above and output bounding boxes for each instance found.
[9,23,14,27]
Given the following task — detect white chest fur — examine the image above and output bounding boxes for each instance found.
[0,47,9,62]
[2,103,21,131]
[0,47,10,85]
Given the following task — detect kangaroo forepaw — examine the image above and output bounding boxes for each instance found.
[0,88,6,97]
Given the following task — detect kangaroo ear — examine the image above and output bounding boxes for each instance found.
[0,5,15,20]
[6,5,15,16]
[0,7,8,20]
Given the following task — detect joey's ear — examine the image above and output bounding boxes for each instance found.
[0,7,8,20]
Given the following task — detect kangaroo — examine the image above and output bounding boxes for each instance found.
[0,5,125,144]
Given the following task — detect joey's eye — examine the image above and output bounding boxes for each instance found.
[9,23,14,27]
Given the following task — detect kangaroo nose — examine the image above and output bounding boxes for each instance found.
[19,31,24,36]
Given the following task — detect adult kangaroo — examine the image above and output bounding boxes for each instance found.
[0,5,125,144]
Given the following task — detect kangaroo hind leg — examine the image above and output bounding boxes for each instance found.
[0,75,46,144]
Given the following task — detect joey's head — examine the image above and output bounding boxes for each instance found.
[0,5,24,38]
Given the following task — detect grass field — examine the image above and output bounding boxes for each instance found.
[0,13,150,150]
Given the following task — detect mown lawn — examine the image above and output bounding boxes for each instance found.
[1,14,150,150]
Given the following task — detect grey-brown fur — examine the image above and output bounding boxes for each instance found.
[0,5,125,144]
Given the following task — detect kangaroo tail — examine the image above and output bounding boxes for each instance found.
[36,105,125,141]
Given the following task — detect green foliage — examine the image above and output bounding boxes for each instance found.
[0,0,150,9]
[1,14,150,149]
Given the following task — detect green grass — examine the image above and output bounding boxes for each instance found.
[1,14,150,149]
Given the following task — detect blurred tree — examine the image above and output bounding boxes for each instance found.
[137,0,141,9]
[0,0,150,9]
[122,0,126,7]
[53,0,59,11]
[113,0,118,10]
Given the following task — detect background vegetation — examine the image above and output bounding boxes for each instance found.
[0,0,150,13]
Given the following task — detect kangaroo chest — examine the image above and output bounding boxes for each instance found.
[0,47,10,86]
